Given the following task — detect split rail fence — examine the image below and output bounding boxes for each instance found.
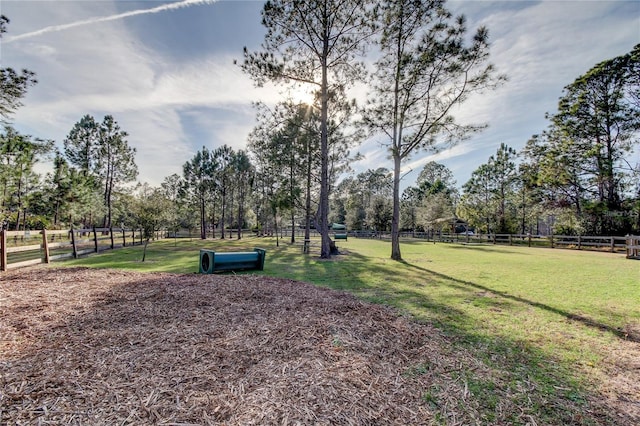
[0,228,164,272]
[276,229,639,258]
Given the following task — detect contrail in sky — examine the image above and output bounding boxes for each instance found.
[4,0,220,43]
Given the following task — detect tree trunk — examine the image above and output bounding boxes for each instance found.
[274,208,279,247]
[390,16,404,262]
[228,185,234,239]
[305,137,312,242]
[200,194,206,239]
[391,153,402,260]
[15,170,23,231]
[54,199,60,226]
[21,208,27,230]
[220,187,226,239]
[237,194,243,240]
[142,239,149,262]
[289,141,296,244]
[103,150,112,228]
[211,199,216,239]
[318,31,331,258]
[521,188,526,235]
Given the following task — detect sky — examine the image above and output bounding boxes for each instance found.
[1,0,639,191]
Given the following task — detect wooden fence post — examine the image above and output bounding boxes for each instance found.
[1,229,6,271]
[630,236,639,259]
[578,235,582,250]
[122,228,126,247]
[70,228,78,259]
[610,237,615,253]
[42,229,50,264]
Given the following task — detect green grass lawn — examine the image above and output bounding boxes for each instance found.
[61,235,640,423]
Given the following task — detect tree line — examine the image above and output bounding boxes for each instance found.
[459,45,639,236]
[1,3,638,262]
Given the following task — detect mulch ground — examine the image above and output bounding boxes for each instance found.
[0,266,637,425]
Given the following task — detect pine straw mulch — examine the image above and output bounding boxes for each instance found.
[0,266,636,425]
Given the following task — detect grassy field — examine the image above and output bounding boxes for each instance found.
[61,236,640,423]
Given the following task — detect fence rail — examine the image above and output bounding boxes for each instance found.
[273,229,633,255]
[0,228,165,272]
[351,231,631,253]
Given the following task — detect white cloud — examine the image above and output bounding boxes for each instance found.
[147,58,280,109]
[116,108,191,186]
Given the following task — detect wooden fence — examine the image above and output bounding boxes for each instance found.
[3,228,637,271]
[348,231,640,257]
[264,228,636,254]
[169,228,639,258]
[273,229,637,256]
[0,228,165,272]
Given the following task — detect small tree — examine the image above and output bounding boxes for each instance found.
[96,115,138,228]
[233,150,254,240]
[132,184,170,262]
[367,195,393,232]
[182,147,215,239]
[212,145,235,239]
[161,173,184,243]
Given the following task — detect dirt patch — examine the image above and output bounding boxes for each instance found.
[623,322,640,342]
[0,266,636,425]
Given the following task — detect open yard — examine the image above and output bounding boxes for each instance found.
[1,237,638,424]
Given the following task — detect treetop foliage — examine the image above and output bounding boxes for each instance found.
[242,0,376,89]
[0,15,38,122]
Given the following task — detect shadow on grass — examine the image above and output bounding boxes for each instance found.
[444,244,530,254]
[394,238,526,254]
[400,260,636,343]
[266,249,627,424]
